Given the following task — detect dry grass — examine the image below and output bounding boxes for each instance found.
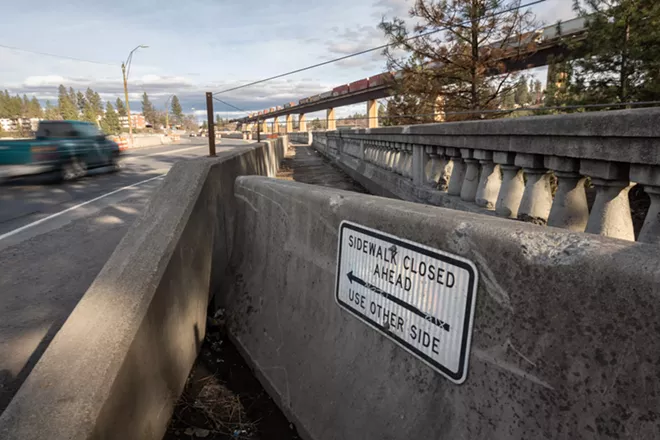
[171,373,258,438]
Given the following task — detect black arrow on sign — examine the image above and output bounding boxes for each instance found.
[347,271,450,332]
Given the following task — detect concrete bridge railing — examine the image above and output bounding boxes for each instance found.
[307,108,660,244]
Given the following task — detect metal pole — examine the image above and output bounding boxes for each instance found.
[122,63,133,147]
[206,92,216,157]
[257,117,261,143]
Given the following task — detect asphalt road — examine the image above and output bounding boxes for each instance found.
[0,138,250,413]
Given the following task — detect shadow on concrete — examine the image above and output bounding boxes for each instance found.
[0,181,158,415]
[278,144,367,193]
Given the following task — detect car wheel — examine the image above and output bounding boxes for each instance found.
[109,151,121,172]
[61,157,86,181]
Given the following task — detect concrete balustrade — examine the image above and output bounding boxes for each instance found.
[306,107,660,244]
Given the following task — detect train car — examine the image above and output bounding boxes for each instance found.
[270,107,276,112]
[348,78,369,93]
[276,105,283,110]
[299,97,309,105]
[284,101,295,108]
[333,84,349,96]
[319,91,333,100]
[368,72,394,88]
[309,94,321,103]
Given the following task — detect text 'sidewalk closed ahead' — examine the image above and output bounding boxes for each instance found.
[335,222,478,384]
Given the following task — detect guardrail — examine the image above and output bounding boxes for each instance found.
[309,107,660,244]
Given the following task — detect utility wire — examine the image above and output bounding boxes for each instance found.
[212,0,547,96]
[0,43,116,66]
[212,96,248,113]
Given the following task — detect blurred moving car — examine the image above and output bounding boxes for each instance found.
[0,120,120,182]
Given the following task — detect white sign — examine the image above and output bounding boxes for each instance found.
[335,221,478,384]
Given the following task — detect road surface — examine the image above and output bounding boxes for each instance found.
[0,138,250,412]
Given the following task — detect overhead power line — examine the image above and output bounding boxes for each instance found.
[212,96,248,113]
[0,43,115,66]
[212,0,547,96]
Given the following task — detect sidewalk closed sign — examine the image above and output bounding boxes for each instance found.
[335,221,478,384]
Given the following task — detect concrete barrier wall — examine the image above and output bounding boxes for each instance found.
[288,131,312,145]
[131,134,173,148]
[224,176,660,440]
[0,139,287,440]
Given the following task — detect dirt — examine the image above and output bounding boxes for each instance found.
[164,315,299,440]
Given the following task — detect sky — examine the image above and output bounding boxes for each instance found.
[0,0,576,120]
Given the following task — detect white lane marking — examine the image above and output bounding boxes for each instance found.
[123,145,208,161]
[0,175,164,242]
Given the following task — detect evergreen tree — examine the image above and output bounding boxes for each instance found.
[502,90,517,108]
[29,96,42,118]
[44,100,60,120]
[58,85,78,120]
[202,120,208,130]
[100,102,121,135]
[379,0,537,122]
[82,101,97,124]
[568,0,660,104]
[170,95,184,125]
[141,92,156,125]
[85,88,104,118]
[115,98,127,117]
[0,91,7,118]
[21,94,30,118]
[68,87,78,111]
[514,78,531,105]
[76,91,86,113]
[0,91,22,119]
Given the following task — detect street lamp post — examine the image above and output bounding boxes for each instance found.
[164,95,174,132]
[121,44,148,147]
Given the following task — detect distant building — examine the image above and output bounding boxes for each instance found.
[0,118,13,132]
[0,118,38,133]
[119,114,146,130]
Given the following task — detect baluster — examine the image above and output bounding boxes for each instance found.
[630,164,660,244]
[446,147,466,196]
[474,150,501,210]
[384,142,393,170]
[516,153,553,225]
[494,152,524,218]
[581,160,635,241]
[425,147,441,187]
[545,156,589,232]
[460,149,480,202]
[394,143,403,175]
[404,145,414,179]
